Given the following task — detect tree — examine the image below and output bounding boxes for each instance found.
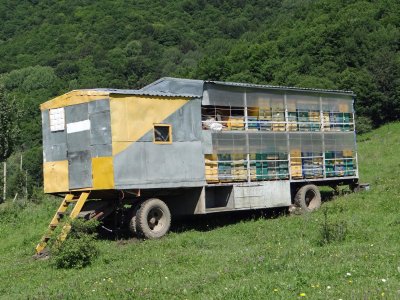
[0,85,14,162]
[0,85,15,202]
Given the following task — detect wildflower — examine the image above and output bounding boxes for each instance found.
[346,272,351,277]
[299,292,306,297]
[273,289,278,292]
[381,292,385,297]
[381,279,387,283]
[348,280,352,284]
[327,286,331,289]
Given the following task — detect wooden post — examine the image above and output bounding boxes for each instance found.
[3,161,6,201]
[25,170,28,199]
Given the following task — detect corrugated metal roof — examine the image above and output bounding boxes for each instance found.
[71,77,355,98]
[77,88,198,98]
[205,80,355,96]
[139,77,355,96]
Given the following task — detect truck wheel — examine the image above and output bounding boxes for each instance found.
[128,205,140,235]
[294,184,321,212]
[136,198,171,239]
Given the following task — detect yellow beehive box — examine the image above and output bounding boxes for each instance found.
[290,165,303,178]
[343,150,353,157]
[290,149,301,157]
[227,117,244,129]
[205,154,218,161]
[248,107,259,117]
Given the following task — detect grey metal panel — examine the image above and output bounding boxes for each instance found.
[48,143,68,161]
[42,110,67,162]
[233,181,291,209]
[113,141,205,189]
[137,98,202,143]
[68,151,92,189]
[201,131,213,154]
[88,99,110,114]
[65,102,93,189]
[90,144,112,157]
[67,131,91,152]
[65,103,89,123]
[90,111,112,145]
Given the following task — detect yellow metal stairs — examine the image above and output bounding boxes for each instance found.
[35,192,90,255]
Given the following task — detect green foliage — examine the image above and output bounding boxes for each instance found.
[52,233,99,269]
[0,200,26,223]
[0,85,15,162]
[0,0,399,187]
[356,115,373,134]
[8,168,26,199]
[52,219,99,269]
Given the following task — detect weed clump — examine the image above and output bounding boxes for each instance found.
[317,208,348,245]
[52,218,99,269]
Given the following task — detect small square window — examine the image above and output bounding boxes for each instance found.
[153,124,172,144]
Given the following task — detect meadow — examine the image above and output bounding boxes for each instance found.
[0,123,399,299]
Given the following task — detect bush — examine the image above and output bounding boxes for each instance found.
[52,219,99,269]
[356,116,373,134]
[317,208,348,245]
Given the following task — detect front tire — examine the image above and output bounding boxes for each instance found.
[294,184,321,212]
[136,198,171,239]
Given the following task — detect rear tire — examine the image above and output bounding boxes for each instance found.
[128,205,140,236]
[136,198,171,239]
[294,184,321,212]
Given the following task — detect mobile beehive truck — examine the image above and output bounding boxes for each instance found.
[35,77,359,254]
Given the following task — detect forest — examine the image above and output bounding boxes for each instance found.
[0,0,399,198]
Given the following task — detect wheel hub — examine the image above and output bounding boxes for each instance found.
[147,208,164,231]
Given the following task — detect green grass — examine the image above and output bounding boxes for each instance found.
[1,123,400,299]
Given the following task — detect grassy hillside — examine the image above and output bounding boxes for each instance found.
[0,123,399,299]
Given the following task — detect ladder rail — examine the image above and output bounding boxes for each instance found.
[57,192,90,243]
[35,192,90,255]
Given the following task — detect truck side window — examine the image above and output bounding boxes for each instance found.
[153,124,172,144]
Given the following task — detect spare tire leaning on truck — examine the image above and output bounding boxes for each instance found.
[294,184,322,212]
